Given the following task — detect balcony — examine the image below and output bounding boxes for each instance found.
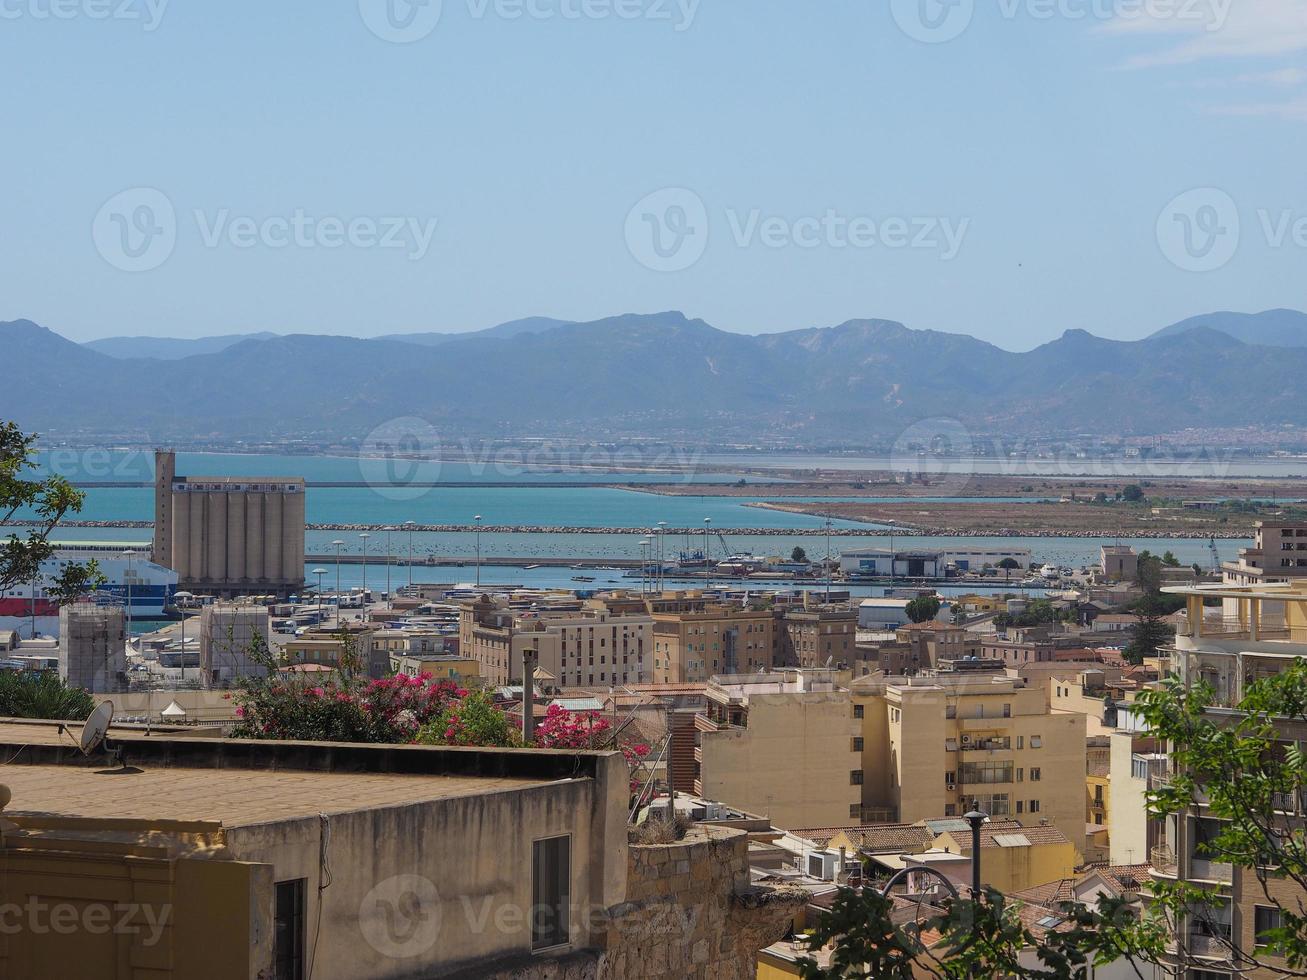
[1184,930,1233,962]
[961,737,1012,753]
[1150,844,1178,877]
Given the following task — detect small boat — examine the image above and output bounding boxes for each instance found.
[572,575,596,583]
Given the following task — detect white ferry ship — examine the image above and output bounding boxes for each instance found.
[0,540,178,638]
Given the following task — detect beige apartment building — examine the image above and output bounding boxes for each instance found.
[649,596,778,683]
[460,596,651,688]
[780,605,858,668]
[853,673,1088,855]
[694,670,862,829]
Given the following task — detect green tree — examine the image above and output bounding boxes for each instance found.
[1,421,101,598]
[1122,593,1173,665]
[1161,550,1181,568]
[791,546,808,563]
[1122,484,1145,503]
[997,557,1020,582]
[905,596,942,624]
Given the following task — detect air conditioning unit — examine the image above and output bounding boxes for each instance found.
[961,734,972,744]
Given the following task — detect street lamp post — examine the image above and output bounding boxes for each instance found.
[121,549,135,641]
[404,520,416,589]
[359,532,371,605]
[312,568,327,626]
[640,539,652,597]
[825,516,833,604]
[385,526,392,608]
[332,539,345,624]
[474,515,483,588]
[703,518,712,584]
[656,521,668,593]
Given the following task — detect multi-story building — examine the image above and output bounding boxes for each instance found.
[780,604,858,668]
[1222,520,1307,587]
[199,602,272,687]
[648,596,777,683]
[853,673,1087,854]
[895,621,980,671]
[1101,545,1139,582]
[1148,580,1307,978]
[694,670,861,829]
[460,596,651,688]
[58,603,126,693]
[153,450,306,598]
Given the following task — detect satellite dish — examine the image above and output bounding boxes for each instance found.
[79,701,114,755]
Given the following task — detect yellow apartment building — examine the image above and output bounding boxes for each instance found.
[694,671,861,829]
[853,673,1087,855]
[649,597,778,683]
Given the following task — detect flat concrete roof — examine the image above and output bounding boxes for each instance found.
[0,719,611,828]
[1,763,542,827]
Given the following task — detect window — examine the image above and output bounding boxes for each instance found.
[944,804,957,816]
[1255,906,1282,946]
[1031,767,1041,782]
[532,836,571,950]
[1029,799,1040,813]
[1030,736,1042,748]
[1002,703,1011,718]
[274,879,306,980]
[853,704,864,719]
[1016,735,1024,749]
[852,737,864,752]
[1016,800,1024,814]
[850,803,863,819]
[850,770,864,786]
[945,771,955,785]
[945,704,956,719]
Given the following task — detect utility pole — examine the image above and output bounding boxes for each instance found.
[405,520,416,589]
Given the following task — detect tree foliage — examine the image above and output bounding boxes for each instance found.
[906,596,942,624]
[0,421,102,599]
[0,671,95,720]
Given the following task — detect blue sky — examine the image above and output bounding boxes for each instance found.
[1,0,1304,349]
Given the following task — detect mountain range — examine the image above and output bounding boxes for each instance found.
[3,309,1306,442]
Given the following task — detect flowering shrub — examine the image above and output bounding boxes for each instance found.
[415,689,520,748]
[534,705,651,786]
[231,673,463,744]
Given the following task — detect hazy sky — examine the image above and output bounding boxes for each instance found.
[2,0,1304,349]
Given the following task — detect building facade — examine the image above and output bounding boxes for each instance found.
[153,449,306,598]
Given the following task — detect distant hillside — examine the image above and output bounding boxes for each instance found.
[1150,309,1307,347]
[7,309,1306,441]
[378,317,575,347]
[85,332,280,359]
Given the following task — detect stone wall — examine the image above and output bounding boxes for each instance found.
[472,824,806,980]
[601,824,807,980]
